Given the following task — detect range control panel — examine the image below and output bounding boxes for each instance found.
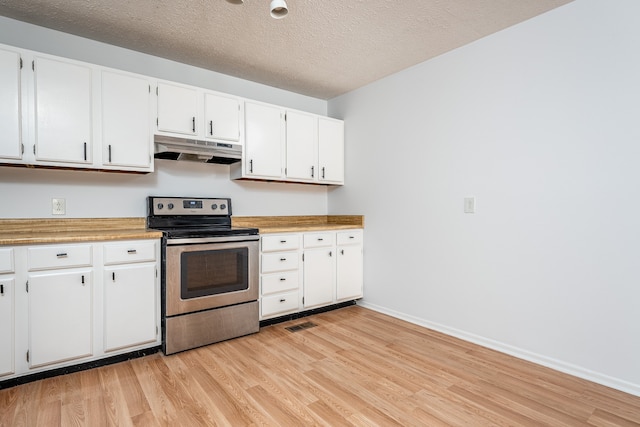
[150,197,231,216]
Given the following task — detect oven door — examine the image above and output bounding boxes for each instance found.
[165,238,258,317]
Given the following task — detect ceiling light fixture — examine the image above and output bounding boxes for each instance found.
[269,0,288,19]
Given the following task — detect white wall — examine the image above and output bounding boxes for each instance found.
[329,0,640,396]
[0,16,328,218]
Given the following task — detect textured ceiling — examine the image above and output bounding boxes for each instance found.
[0,0,572,99]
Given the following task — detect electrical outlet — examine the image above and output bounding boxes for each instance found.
[52,198,66,215]
[464,197,475,214]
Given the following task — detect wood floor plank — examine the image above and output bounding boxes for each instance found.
[2,305,640,426]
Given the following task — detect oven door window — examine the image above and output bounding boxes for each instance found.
[180,248,249,299]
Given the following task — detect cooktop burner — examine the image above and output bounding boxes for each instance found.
[161,226,258,239]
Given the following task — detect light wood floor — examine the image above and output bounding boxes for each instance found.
[2,306,639,426]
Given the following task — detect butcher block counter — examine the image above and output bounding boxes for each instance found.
[0,218,162,245]
[232,215,364,234]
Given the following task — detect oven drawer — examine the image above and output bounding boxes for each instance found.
[262,234,299,252]
[28,244,92,271]
[0,248,14,273]
[104,241,157,265]
[262,271,299,295]
[337,230,363,245]
[261,252,298,273]
[261,291,299,318]
[303,232,335,248]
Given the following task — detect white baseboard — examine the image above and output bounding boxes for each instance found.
[358,301,640,398]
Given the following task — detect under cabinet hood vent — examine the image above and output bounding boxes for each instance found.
[154,135,242,164]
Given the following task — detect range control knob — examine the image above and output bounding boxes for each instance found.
[157,203,164,210]
[211,204,218,210]
[220,203,227,210]
[167,203,174,210]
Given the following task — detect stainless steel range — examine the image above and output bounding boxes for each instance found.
[147,196,259,355]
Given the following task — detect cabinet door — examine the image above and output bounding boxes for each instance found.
[104,264,156,351]
[101,70,152,169]
[336,245,363,301]
[0,278,14,376]
[34,56,92,164]
[28,270,92,368]
[0,48,22,160]
[286,110,317,181]
[318,117,344,184]
[204,93,240,142]
[303,248,335,309]
[244,101,283,179]
[157,82,198,136]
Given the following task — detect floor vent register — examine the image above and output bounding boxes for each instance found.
[285,321,318,332]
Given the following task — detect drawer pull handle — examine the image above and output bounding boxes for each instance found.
[127,249,137,254]
[317,238,324,241]
[280,298,286,302]
[81,275,85,285]
[349,236,355,239]
[56,253,68,258]
[280,278,286,281]
[280,240,287,243]
[112,272,116,281]
[280,258,287,261]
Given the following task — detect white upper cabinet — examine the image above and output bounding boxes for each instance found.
[242,100,284,179]
[0,47,22,161]
[101,70,153,171]
[232,101,345,185]
[318,117,345,185]
[285,110,317,182]
[204,92,241,142]
[156,82,198,136]
[33,56,92,164]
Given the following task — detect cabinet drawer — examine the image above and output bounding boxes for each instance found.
[303,232,335,248]
[0,248,14,273]
[261,291,299,318]
[261,252,298,273]
[262,271,299,295]
[28,244,92,271]
[104,241,157,265]
[262,234,299,252]
[337,230,363,245]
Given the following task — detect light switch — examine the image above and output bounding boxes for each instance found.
[464,197,475,214]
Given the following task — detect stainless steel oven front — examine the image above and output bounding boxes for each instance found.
[164,235,259,354]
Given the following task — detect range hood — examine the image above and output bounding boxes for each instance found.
[154,135,242,164]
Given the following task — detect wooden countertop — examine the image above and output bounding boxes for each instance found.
[232,215,364,234]
[0,215,364,245]
[0,218,163,245]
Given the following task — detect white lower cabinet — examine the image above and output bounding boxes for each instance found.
[28,270,92,368]
[336,230,364,301]
[259,229,363,320]
[104,264,156,351]
[260,233,301,319]
[0,239,160,382]
[0,277,14,377]
[0,248,15,377]
[302,232,336,309]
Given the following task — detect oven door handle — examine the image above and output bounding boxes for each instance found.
[166,234,260,245]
